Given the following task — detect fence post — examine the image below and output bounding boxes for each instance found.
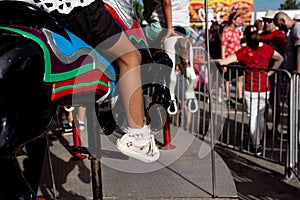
[285,72,294,180]
[160,115,176,150]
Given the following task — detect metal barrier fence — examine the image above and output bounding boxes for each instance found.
[214,65,291,163]
[168,46,298,177]
[141,45,300,198]
[143,45,300,181]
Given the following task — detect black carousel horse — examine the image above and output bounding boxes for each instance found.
[0,1,124,199]
[0,1,174,199]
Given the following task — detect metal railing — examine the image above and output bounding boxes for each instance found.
[171,46,300,180]
[141,45,300,199]
[214,65,291,163]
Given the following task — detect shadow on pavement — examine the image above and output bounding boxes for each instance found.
[216,145,300,200]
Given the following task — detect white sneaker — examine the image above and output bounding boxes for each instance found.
[116,134,160,163]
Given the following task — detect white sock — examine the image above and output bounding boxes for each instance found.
[78,120,85,125]
[127,125,151,145]
[78,120,85,131]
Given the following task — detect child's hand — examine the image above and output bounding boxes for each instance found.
[161,29,178,43]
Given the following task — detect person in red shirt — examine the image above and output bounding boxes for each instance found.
[214,25,284,155]
[259,10,287,140]
[260,10,286,56]
[221,12,243,104]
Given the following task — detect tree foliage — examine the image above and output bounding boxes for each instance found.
[132,0,144,24]
[280,0,300,9]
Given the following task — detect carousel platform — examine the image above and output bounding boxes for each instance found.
[32,125,237,200]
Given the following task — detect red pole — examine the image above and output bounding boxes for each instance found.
[160,115,176,150]
[71,120,87,160]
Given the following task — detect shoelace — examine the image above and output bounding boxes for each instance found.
[125,134,157,156]
[147,136,157,156]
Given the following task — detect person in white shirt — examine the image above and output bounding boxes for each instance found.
[171,0,191,34]
[274,11,300,73]
[143,0,187,50]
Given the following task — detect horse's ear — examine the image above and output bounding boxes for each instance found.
[176,38,191,60]
[174,40,180,52]
[152,51,173,68]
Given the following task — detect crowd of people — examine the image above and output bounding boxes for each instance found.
[202,9,300,155]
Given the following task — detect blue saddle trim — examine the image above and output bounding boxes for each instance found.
[50,29,116,76]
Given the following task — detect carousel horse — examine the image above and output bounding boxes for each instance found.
[0,2,116,199]
[0,1,173,199]
[0,1,172,199]
[163,35,199,115]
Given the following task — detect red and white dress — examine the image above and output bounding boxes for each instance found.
[221,27,241,57]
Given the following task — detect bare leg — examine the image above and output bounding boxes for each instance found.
[106,32,143,129]
[67,111,73,125]
[184,101,192,130]
[77,106,86,131]
[109,33,159,162]
[218,86,223,101]
[238,76,244,99]
[225,80,230,101]
[77,106,86,123]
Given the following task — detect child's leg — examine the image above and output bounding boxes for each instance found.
[76,106,86,131]
[106,33,159,162]
[106,32,144,129]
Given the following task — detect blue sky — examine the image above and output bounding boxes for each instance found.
[254,0,300,11]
